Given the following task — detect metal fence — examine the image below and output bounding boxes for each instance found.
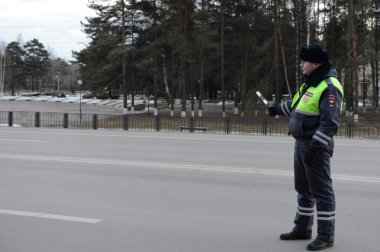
[0,111,379,138]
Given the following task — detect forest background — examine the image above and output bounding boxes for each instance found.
[0,0,379,117]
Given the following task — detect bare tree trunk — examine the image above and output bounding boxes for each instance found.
[170,53,175,117]
[131,13,135,112]
[0,53,5,94]
[121,0,128,114]
[198,0,207,117]
[371,60,376,107]
[278,15,292,98]
[199,47,204,117]
[348,0,358,114]
[180,0,189,117]
[375,0,380,108]
[330,0,337,59]
[153,55,158,116]
[273,0,281,103]
[240,42,248,117]
[363,62,366,108]
[293,0,301,88]
[220,0,225,117]
[161,52,171,100]
[190,62,195,117]
[153,0,159,116]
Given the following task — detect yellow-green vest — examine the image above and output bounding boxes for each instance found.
[291,77,344,115]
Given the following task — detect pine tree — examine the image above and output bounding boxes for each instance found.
[5,42,25,95]
[24,39,49,92]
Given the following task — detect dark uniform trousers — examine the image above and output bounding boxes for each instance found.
[292,139,335,242]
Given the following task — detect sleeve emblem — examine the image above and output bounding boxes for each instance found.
[328,94,336,107]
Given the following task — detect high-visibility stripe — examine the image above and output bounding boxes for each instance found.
[297,206,314,216]
[317,210,335,221]
[313,135,328,145]
[315,130,332,142]
[298,211,314,216]
[317,216,335,221]
[294,109,320,116]
[317,211,335,215]
[298,206,314,211]
[281,102,291,116]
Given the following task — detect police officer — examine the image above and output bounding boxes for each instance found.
[268,44,344,251]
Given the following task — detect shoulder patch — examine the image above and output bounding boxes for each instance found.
[328,94,336,107]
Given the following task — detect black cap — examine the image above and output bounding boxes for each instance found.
[299,44,329,63]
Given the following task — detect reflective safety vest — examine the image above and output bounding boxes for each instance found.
[291,77,344,115]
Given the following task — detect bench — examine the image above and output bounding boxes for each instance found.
[179,125,207,132]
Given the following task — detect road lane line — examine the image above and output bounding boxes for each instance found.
[0,153,293,175]
[0,138,48,143]
[0,129,294,144]
[1,153,380,183]
[0,209,101,223]
[1,129,380,147]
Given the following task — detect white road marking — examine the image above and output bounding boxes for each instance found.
[1,128,380,148]
[0,209,101,223]
[1,153,379,183]
[0,138,48,143]
[332,174,380,183]
[0,129,294,144]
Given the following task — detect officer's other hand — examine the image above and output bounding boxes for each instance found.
[268,105,277,117]
[304,140,324,166]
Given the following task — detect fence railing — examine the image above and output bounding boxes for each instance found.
[1,111,379,138]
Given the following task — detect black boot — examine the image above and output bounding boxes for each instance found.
[306,238,334,251]
[279,231,311,240]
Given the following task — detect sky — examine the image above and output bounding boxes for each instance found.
[0,0,96,61]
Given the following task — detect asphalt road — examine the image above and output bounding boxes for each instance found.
[0,127,379,252]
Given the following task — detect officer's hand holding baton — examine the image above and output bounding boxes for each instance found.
[256,91,277,116]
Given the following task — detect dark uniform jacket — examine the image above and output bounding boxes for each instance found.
[274,62,344,147]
